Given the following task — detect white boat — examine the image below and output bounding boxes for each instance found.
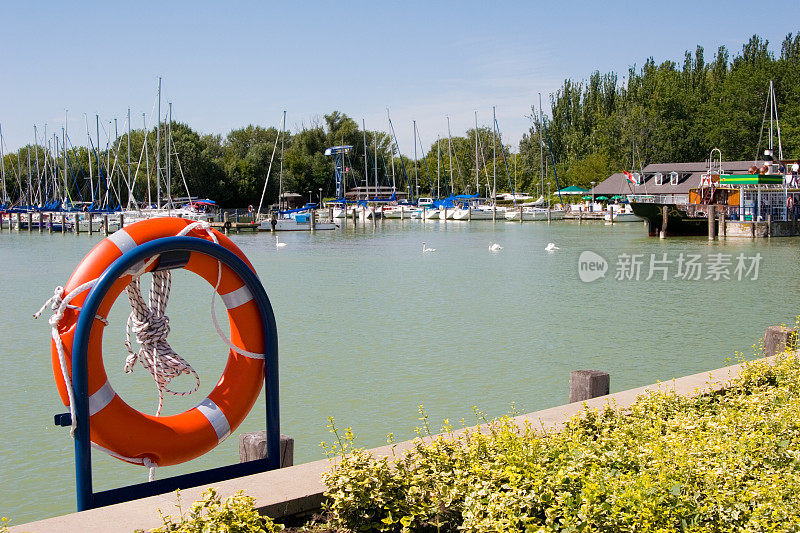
[258,210,337,231]
[451,205,497,220]
[505,207,566,221]
[603,205,643,222]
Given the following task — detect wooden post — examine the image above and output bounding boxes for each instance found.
[61,214,66,234]
[764,325,797,356]
[707,204,716,240]
[16,212,22,231]
[87,213,93,235]
[73,213,80,234]
[310,208,316,231]
[102,215,109,235]
[468,205,472,221]
[492,204,496,222]
[750,221,755,238]
[223,211,230,234]
[719,208,726,237]
[659,205,668,239]
[519,206,523,223]
[569,370,610,403]
[443,207,447,224]
[608,205,614,226]
[578,210,582,224]
[47,214,52,233]
[767,213,772,238]
[423,206,427,221]
[547,208,551,223]
[238,432,294,468]
[400,205,404,220]
[26,212,32,232]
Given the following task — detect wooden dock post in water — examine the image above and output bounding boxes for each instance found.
[519,206,523,223]
[493,204,496,222]
[468,205,472,221]
[569,370,610,403]
[102,215,109,235]
[310,209,316,231]
[608,205,614,226]
[119,213,124,229]
[26,212,32,232]
[73,213,79,234]
[16,212,22,231]
[238,432,294,468]
[764,325,797,357]
[719,209,726,237]
[707,204,716,240]
[87,213,93,235]
[547,208,551,223]
[61,214,66,234]
[659,205,669,239]
[767,213,772,238]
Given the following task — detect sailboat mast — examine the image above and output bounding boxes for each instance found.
[538,93,544,200]
[144,113,151,207]
[475,111,479,196]
[413,120,418,198]
[447,116,453,194]
[167,102,172,210]
[96,115,101,205]
[374,131,378,197]
[492,106,496,203]
[362,119,368,196]
[156,77,161,209]
[437,135,440,199]
[0,123,6,205]
[127,108,131,208]
[279,110,285,211]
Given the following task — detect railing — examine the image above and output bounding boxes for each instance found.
[684,203,800,222]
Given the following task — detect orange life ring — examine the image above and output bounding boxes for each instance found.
[51,217,265,467]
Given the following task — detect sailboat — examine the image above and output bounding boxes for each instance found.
[258,111,337,231]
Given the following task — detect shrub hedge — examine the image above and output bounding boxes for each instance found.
[319,354,800,532]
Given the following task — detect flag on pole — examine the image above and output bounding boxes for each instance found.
[624,171,636,184]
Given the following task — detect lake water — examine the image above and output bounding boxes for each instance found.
[2,218,799,524]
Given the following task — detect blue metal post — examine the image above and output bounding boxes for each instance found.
[71,236,279,510]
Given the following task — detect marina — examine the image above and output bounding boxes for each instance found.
[2,220,800,523]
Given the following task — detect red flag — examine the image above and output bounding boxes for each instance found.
[624,171,636,184]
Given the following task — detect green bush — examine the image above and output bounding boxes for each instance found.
[148,487,283,533]
[321,354,800,532]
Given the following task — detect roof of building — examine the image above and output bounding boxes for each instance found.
[591,160,760,196]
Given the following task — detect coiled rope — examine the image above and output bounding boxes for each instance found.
[34,221,253,482]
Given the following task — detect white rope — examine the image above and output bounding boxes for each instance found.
[35,221,265,482]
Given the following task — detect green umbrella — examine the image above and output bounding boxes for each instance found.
[596,196,609,201]
[581,195,592,200]
[611,195,625,200]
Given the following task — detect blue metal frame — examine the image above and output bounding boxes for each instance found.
[70,236,280,511]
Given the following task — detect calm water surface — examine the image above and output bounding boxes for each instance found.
[2,219,799,523]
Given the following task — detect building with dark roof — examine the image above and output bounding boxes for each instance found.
[591,160,756,204]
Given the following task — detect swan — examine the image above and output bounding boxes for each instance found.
[275,235,287,248]
[489,242,503,252]
[422,242,436,253]
[545,242,559,252]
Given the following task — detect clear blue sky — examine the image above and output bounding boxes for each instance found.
[1,1,798,155]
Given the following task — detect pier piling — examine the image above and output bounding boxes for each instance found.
[519,206,523,223]
[15,212,21,231]
[767,213,772,238]
[764,325,797,357]
[239,432,294,468]
[102,215,109,236]
[26,212,32,233]
[659,206,668,239]
[719,209,726,237]
[708,205,716,240]
[87,213,93,236]
[61,214,66,234]
[569,370,610,403]
[73,213,79,234]
[608,205,613,226]
[468,206,472,221]
[310,209,316,231]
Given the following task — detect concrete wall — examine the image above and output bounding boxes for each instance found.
[11,356,778,532]
[724,220,800,237]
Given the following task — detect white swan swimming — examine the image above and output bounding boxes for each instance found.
[422,242,436,253]
[489,242,503,252]
[545,242,559,252]
[275,235,287,248]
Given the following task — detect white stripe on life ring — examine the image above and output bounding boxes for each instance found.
[196,398,231,442]
[108,229,137,254]
[221,285,253,309]
[89,380,116,416]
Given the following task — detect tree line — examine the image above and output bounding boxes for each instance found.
[2,33,798,207]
